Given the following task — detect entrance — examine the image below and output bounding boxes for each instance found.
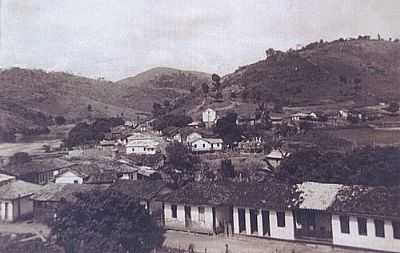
[184,206,192,228]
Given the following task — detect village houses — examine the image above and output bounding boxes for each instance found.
[202,108,218,128]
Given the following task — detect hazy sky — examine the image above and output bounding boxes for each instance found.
[1,0,399,80]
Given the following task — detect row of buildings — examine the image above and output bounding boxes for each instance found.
[0,173,398,253]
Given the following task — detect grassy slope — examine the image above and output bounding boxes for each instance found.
[222,39,400,106]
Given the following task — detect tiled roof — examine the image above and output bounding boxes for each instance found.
[330,185,400,218]
[0,180,43,199]
[110,180,169,200]
[157,179,297,210]
[1,158,74,176]
[31,183,109,202]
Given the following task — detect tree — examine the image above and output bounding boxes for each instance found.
[52,190,164,253]
[87,104,93,112]
[163,100,170,108]
[211,74,221,91]
[54,116,66,125]
[385,102,399,113]
[214,112,242,147]
[9,152,31,165]
[220,159,234,179]
[201,83,209,96]
[152,103,163,117]
[163,142,199,187]
[153,114,193,132]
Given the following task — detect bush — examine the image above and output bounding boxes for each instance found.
[54,116,66,125]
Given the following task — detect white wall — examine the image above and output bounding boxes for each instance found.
[233,207,295,240]
[55,171,84,184]
[126,146,158,155]
[12,197,34,219]
[0,200,14,222]
[202,109,217,123]
[191,140,222,152]
[332,215,400,252]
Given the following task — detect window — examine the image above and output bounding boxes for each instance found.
[198,207,205,223]
[277,211,285,227]
[171,205,177,218]
[340,216,350,234]
[194,144,197,148]
[203,144,206,148]
[393,221,400,239]
[357,217,367,236]
[375,219,385,238]
[73,180,79,184]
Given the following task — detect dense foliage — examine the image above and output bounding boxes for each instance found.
[9,152,31,165]
[214,112,242,146]
[64,117,124,147]
[277,146,400,186]
[163,142,199,188]
[153,114,192,131]
[52,190,164,253]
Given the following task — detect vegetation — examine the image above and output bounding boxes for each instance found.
[64,117,124,147]
[54,116,66,125]
[277,146,400,187]
[52,190,164,253]
[214,112,242,147]
[384,102,399,113]
[153,114,192,132]
[163,142,200,188]
[9,152,31,165]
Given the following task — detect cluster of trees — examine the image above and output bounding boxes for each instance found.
[9,152,32,165]
[52,190,164,253]
[153,114,193,132]
[162,142,200,188]
[384,102,399,113]
[64,117,124,148]
[213,112,242,147]
[277,146,400,187]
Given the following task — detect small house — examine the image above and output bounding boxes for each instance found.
[31,183,109,224]
[190,138,223,153]
[202,108,218,128]
[0,179,42,222]
[0,158,74,185]
[125,133,161,155]
[265,149,290,169]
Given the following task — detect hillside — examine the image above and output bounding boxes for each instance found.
[222,39,400,106]
[116,67,211,112]
[0,67,211,134]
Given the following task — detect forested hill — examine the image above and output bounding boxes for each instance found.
[222,38,400,106]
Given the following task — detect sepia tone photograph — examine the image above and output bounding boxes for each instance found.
[0,0,399,252]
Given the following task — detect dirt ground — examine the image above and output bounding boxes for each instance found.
[163,230,377,253]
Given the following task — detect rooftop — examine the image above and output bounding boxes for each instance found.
[110,180,169,200]
[31,183,109,202]
[296,182,343,211]
[0,180,43,200]
[0,158,74,177]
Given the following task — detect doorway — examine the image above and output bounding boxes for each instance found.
[184,206,192,228]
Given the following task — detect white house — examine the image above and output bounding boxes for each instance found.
[0,178,42,222]
[125,133,160,155]
[202,108,218,128]
[265,149,290,169]
[190,138,223,153]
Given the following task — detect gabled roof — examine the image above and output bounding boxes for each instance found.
[330,185,400,218]
[31,183,109,202]
[0,180,43,200]
[266,150,289,159]
[1,158,74,177]
[110,180,169,200]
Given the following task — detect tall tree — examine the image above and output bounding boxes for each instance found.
[163,142,199,187]
[52,190,164,253]
[214,112,242,147]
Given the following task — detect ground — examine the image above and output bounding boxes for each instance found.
[0,222,379,253]
[163,230,375,253]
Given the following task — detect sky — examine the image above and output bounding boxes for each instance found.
[0,0,399,81]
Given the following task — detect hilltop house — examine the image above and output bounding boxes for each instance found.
[31,183,109,224]
[0,176,42,222]
[156,181,400,253]
[202,108,218,128]
[0,158,74,185]
[190,138,223,153]
[265,149,290,169]
[125,133,161,155]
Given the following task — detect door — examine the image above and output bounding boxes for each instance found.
[262,210,270,236]
[184,206,191,228]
